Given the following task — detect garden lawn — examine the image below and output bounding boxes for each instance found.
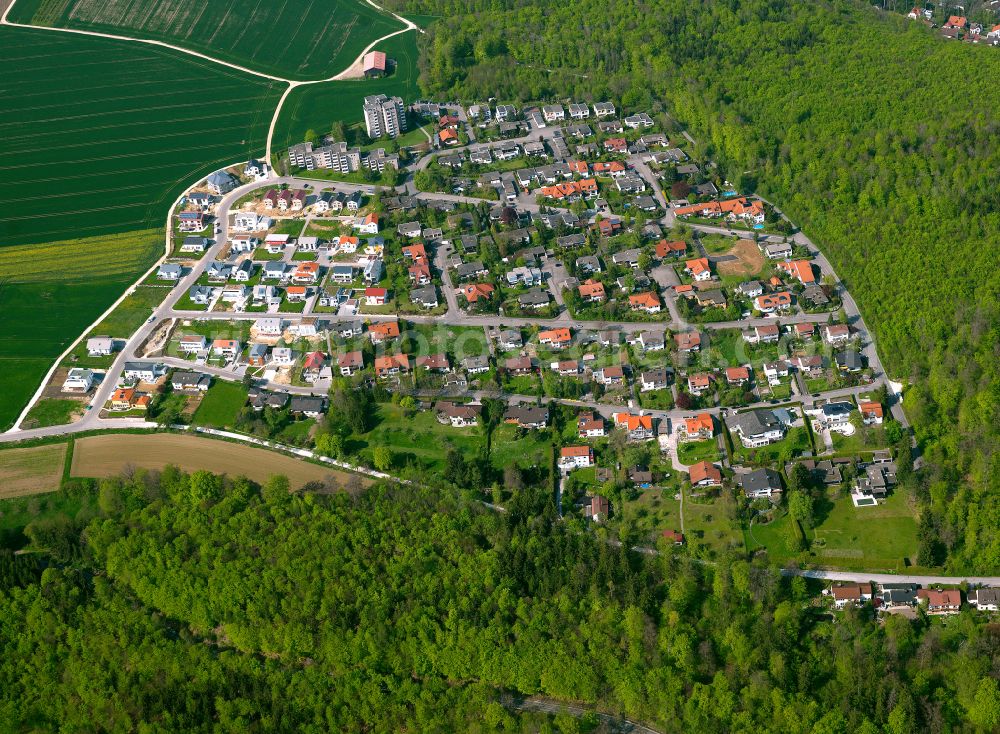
[749,491,919,572]
[617,488,682,544]
[10,0,403,80]
[732,426,813,465]
[683,493,744,560]
[676,439,720,466]
[191,381,248,428]
[349,403,485,474]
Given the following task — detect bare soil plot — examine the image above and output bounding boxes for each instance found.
[0,443,67,498]
[71,433,368,489]
[715,239,764,278]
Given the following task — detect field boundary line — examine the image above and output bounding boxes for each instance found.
[1,0,292,83]
[2,0,424,85]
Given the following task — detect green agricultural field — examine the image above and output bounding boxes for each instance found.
[273,31,421,154]
[9,0,404,80]
[0,28,282,247]
[192,381,248,429]
[0,27,281,429]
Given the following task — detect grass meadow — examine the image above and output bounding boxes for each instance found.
[10,0,404,80]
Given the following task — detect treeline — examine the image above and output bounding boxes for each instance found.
[1,467,998,731]
[386,0,1000,573]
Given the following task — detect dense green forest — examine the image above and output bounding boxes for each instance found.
[385,0,1000,573]
[0,469,1000,734]
[0,468,998,732]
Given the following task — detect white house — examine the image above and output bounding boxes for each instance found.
[86,336,114,357]
[63,368,94,392]
[558,445,594,471]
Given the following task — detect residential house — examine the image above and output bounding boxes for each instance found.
[755,292,793,314]
[612,248,642,268]
[301,351,326,382]
[505,356,536,375]
[498,329,523,350]
[595,365,626,386]
[337,351,364,376]
[725,365,751,386]
[86,336,115,357]
[211,339,241,360]
[538,327,572,349]
[629,465,654,486]
[740,468,783,499]
[675,331,702,352]
[271,348,293,366]
[793,354,824,375]
[416,353,450,372]
[247,343,269,367]
[836,350,864,373]
[585,495,610,522]
[685,257,712,281]
[559,445,595,471]
[369,320,400,344]
[687,372,712,395]
[614,413,654,441]
[656,239,687,259]
[640,368,670,392]
[777,259,816,284]
[459,283,495,304]
[254,318,283,337]
[629,291,661,313]
[171,370,211,391]
[462,355,490,374]
[689,461,722,487]
[364,287,388,306]
[968,587,1000,612]
[410,285,439,309]
[578,279,606,303]
[122,362,162,383]
[375,353,410,378]
[578,411,607,437]
[823,324,851,345]
[730,410,785,448]
[178,334,207,354]
[436,401,481,428]
[763,241,793,259]
[917,589,962,615]
[831,583,873,609]
[763,361,790,384]
[681,413,714,440]
[860,401,884,425]
[289,396,327,418]
[504,405,548,429]
[62,368,94,392]
[879,584,919,609]
[517,289,549,310]
[638,331,665,351]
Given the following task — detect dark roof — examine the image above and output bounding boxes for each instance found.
[740,468,783,494]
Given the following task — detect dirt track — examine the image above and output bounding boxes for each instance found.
[71,433,366,488]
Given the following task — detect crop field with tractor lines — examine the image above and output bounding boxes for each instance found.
[8,0,405,80]
[0,28,283,247]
